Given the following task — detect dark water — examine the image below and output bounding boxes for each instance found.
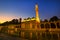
[0,32,60,40]
[0,33,27,40]
[23,32,60,40]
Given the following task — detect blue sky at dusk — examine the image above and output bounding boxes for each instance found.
[0,0,60,23]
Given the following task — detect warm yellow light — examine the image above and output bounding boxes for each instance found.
[0,15,18,23]
[35,4,40,23]
[35,4,38,8]
[0,20,6,23]
[35,4,38,11]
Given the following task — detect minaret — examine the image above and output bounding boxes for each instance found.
[35,4,40,23]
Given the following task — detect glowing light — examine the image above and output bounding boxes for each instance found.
[35,4,40,23]
[22,18,36,22]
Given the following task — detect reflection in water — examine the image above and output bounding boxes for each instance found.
[20,31,60,40]
[0,31,60,40]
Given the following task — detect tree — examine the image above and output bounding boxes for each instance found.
[49,16,59,22]
[11,19,18,24]
[27,17,31,20]
[32,17,35,19]
[44,19,48,22]
[24,18,26,20]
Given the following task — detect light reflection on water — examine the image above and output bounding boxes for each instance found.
[19,31,60,40]
[0,31,60,40]
[18,32,60,40]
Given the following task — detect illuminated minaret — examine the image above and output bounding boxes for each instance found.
[35,4,40,23]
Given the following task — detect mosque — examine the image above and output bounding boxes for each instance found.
[21,4,40,29]
[20,4,60,30]
[6,4,60,34]
[17,4,60,39]
[2,4,60,40]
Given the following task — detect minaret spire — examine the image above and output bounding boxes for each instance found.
[35,3,40,23]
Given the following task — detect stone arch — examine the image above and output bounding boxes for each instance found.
[50,23,56,28]
[40,24,44,28]
[45,23,50,28]
[57,22,60,28]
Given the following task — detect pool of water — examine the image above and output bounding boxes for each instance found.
[0,32,60,40]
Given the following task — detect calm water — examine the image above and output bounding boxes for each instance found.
[0,31,60,40]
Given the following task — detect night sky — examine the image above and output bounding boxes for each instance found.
[0,0,60,23]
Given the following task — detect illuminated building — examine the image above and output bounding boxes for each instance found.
[21,4,40,29]
[3,4,60,39]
